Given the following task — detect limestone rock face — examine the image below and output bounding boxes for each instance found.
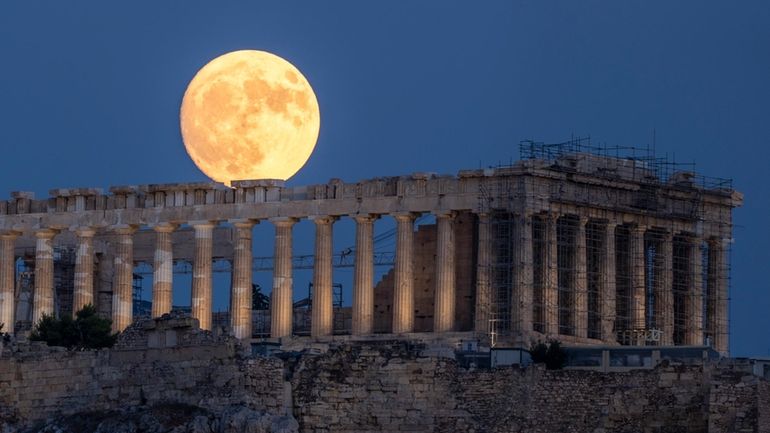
[6,405,298,433]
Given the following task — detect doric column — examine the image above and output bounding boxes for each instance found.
[352,215,375,336]
[32,229,57,325]
[434,211,456,333]
[656,232,674,345]
[271,217,296,338]
[0,231,19,335]
[392,213,416,334]
[512,213,533,336]
[708,237,728,354]
[630,224,646,330]
[151,223,176,318]
[544,213,559,335]
[191,221,215,331]
[311,216,336,338]
[474,212,491,334]
[111,225,136,332]
[601,223,617,342]
[574,217,588,339]
[72,228,96,316]
[230,219,256,340]
[687,236,704,346]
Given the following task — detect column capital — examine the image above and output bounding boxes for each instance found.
[578,215,589,226]
[270,217,298,228]
[309,215,339,225]
[111,224,138,236]
[605,221,618,231]
[34,228,59,239]
[434,210,457,220]
[152,222,178,233]
[73,227,97,238]
[0,230,21,240]
[392,212,418,222]
[351,213,379,223]
[229,218,259,229]
[707,236,727,248]
[544,211,560,223]
[189,220,217,229]
[631,224,646,235]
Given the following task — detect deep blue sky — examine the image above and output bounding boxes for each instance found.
[0,1,768,356]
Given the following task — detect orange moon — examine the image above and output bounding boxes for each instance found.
[180,50,320,185]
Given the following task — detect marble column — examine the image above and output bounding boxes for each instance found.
[352,215,375,335]
[434,211,456,333]
[474,212,491,334]
[708,237,729,354]
[687,236,704,346]
[72,228,96,316]
[574,217,588,339]
[231,219,256,340]
[191,221,215,331]
[392,213,415,334]
[630,225,647,330]
[111,226,135,332]
[656,233,674,345]
[151,223,176,318]
[271,218,296,338]
[601,223,617,342]
[512,213,533,335]
[311,216,335,338]
[0,231,19,334]
[32,229,57,325]
[544,213,559,336]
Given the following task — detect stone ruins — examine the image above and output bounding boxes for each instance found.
[0,139,742,354]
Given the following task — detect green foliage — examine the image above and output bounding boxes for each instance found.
[529,339,568,370]
[252,283,269,310]
[29,304,117,350]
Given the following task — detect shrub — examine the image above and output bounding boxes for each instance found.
[529,339,568,370]
[30,304,117,350]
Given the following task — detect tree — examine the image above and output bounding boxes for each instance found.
[252,283,269,310]
[529,339,568,370]
[30,304,117,350]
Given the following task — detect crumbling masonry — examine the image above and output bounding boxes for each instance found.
[0,140,741,353]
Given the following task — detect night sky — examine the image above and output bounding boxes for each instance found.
[0,1,768,356]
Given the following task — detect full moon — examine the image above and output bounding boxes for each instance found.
[180,50,320,185]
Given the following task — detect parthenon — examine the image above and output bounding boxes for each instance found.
[0,140,742,354]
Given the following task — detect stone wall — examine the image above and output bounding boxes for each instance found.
[0,316,286,429]
[292,342,768,433]
[1,322,768,433]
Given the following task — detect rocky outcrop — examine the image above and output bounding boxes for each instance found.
[16,404,296,433]
[1,316,767,433]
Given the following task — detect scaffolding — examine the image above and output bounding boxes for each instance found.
[478,136,735,351]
